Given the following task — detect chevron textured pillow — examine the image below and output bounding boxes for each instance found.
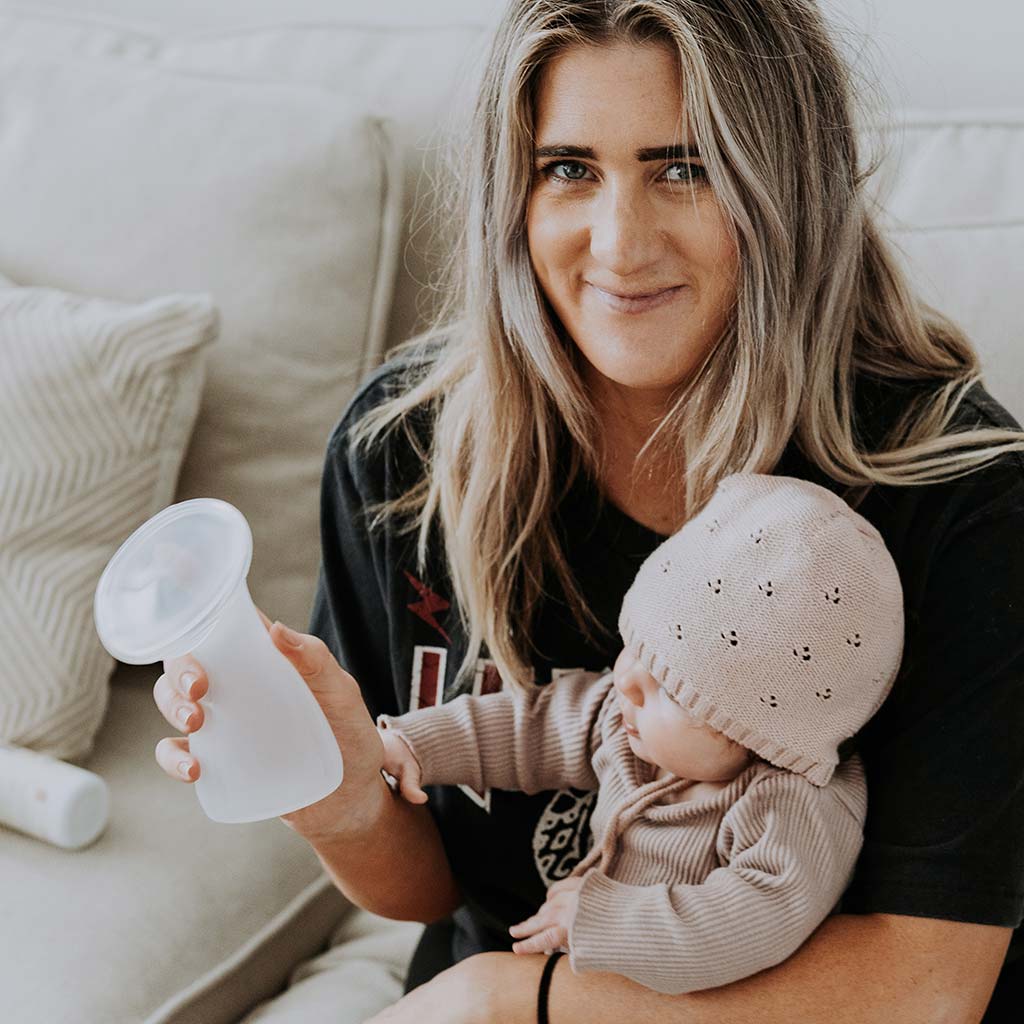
[0,277,218,761]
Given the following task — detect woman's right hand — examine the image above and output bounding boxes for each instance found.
[152,608,389,843]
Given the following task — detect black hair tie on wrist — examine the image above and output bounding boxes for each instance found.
[537,951,565,1024]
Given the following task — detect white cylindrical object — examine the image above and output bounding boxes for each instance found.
[0,744,110,850]
[187,579,344,823]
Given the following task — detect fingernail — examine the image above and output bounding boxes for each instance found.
[275,622,304,648]
[179,672,197,698]
[177,706,194,729]
[178,760,193,779]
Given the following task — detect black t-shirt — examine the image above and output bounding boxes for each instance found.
[309,357,1024,1011]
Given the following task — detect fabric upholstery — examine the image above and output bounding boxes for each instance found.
[0,49,403,634]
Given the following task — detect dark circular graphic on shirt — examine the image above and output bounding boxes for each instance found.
[532,787,597,885]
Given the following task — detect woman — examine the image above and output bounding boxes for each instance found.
[154,1,1024,1020]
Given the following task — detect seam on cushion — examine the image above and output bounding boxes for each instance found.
[887,220,1024,234]
[142,873,352,1024]
[868,111,1024,129]
[360,117,404,379]
[183,22,493,40]
[0,6,165,38]
[0,7,492,40]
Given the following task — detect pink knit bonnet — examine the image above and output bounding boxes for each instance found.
[617,473,905,786]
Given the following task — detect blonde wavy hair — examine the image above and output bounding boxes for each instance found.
[351,0,1024,692]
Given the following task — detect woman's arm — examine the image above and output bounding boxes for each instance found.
[271,625,461,923]
[306,780,461,923]
[543,913,1011,1024]
[398,914,1006,1024]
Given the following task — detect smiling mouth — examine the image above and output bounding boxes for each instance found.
[588,283,685,314]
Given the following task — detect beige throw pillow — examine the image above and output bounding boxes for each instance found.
[0,279,218,760]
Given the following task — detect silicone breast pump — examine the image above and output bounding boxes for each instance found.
[94,498,344,823]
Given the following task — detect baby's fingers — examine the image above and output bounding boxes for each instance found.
[511,925,566,956]
[398,774,428,804]
[508,913,541,939]
[155,736,200,782]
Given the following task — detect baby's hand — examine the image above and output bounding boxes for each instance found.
[376,727,428,804]
[508,875,584,955]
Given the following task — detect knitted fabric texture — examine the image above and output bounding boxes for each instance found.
[618,473,905,786]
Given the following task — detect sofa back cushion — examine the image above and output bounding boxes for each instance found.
[0,51,402,632]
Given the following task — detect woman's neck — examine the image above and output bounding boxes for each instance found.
[586,370,687,535]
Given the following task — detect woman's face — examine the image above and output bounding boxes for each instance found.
[526,41,739,405]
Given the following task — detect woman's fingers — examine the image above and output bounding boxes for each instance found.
[153,671,205,734]
[155,735,200,782]
[155,606,270,733]
[266,619,393,841]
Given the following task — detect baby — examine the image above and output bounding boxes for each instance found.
[377,473,905,994]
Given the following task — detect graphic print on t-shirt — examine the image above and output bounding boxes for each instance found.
[408,645,599,880]
[531,666,598,886]
[533,786,598,885]
[408,646,502,811]
[458,659,504,811]
[404,570,451,643]
[410,645,447,712]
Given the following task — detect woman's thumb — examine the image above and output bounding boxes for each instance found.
[272,620,306,650]
[270,620,329,690]
[269,621,360,710]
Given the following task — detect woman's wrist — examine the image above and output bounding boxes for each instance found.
[282,767,391,846]
[471,952,551,1023]
[537,952,565,1024]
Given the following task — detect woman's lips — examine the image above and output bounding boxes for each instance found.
[623,722,641,738]
[588,283,685,314]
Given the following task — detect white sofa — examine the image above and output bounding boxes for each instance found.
[0,2,1020,1022]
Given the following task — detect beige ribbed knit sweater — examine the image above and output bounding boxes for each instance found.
[378,670,867,995]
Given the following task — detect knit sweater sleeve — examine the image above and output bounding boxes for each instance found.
[567,755,867,994]
[376,670,614,795]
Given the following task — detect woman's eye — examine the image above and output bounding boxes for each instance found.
[536,160,708,188]
[539,160,590,183]
[664,162,708,185]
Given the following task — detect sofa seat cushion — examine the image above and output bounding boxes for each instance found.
[0,661,351,1024]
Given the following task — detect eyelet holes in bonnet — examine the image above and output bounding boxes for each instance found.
[759,693,779,708]
[825,586,841,604]
[793,645,812,662]
[707,578,722,593]
[722,630,739,647]
[846,633,861,648]
[757,579,773,597]
[815,688,833,700]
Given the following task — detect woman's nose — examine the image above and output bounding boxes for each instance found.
[589,186,662,278]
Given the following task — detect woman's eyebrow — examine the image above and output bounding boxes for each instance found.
[534,143,701,160]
